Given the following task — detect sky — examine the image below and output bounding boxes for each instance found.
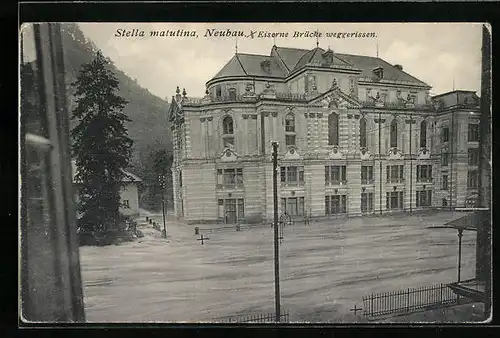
[72,23,481,100]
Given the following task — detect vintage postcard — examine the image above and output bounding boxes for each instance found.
[20,22,492,324]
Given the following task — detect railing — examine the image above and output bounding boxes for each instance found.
[361,179,375,185]
[362,283,458,319]
[213,311,290,323]
[326,180,348,186]
[275,92,308,101]
[182,92,311,105]
[216,183,244,190]
[280,181,305,187]
[387,178,405,184]
[360,100,435,111]
[417,177,433,183]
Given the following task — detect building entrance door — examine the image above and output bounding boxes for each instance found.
[225,199,237,224]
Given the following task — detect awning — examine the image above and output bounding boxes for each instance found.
[448,278,486,303]
[444,210,490,231]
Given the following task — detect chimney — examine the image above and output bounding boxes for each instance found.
[394,64,403,71]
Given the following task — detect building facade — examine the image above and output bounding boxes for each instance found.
[72,161,143,217]
[168,45,481,224]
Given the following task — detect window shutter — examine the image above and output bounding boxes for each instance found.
[325,166,329,184]
[386,166,390,181]
[416,165,420,180]
[341,166,346,181]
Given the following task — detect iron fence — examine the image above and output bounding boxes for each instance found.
[362,283,458,318]
[214,311,289,323]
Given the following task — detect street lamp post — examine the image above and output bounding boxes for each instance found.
[455,223,467,304]
[272,141,280,322]
[158,174,167,239]
[456,227,465,283]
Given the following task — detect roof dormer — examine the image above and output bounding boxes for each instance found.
[373,66,384,81]
[261,60,271,74]
[322,47,334,64]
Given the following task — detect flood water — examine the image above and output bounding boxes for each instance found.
[79,211,476,323]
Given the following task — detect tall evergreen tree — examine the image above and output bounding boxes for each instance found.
[71,50,133,232]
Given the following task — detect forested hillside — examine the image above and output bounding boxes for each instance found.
[61,23,173,210]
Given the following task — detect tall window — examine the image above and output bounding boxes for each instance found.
[325,195,347,215]
[468,123,479,142]
[416,165,432,182]
[467,170,478,188]
[217,198,245,221]
[217,168,243,188]
[361,192,374,213]
[179,171,183,187]
[386,165,404,183]
[441,152,449,166]
[281,197,305,216]
[215,85,222,98]
[222,115,234,147]
[468,148,479,166]
[228,88,236,101]
[280,166,304,186]
[442,126,450,142]
[328,112,339,146]
[285,113,296,146]
[416,190,432,207]
[361,165,374,184]
[359,117,367,148]
[442,174,448,190]
[386,191,404,210]
[390,119,398,148]
[420,120,427,148]
[325,165,346,185]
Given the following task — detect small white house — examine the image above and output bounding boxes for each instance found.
[71,161,142,217]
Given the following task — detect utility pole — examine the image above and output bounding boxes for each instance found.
[272,141,281,322]
[159,174,167,238]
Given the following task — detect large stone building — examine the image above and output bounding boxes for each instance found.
[168,45,481,224]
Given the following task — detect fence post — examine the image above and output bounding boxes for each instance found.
[406,288,410,313]
[370,293,374,317]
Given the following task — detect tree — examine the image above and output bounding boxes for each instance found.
[139,147,173,211]
[71,50,133,233]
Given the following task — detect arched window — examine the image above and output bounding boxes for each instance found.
[420,120,427,148]
[222,115,234,147]
[328,112,339,146]
[390,119,398,148]
[285,113,296,146]
[223,116,233,135]
[359,117,367,148]
[228,88,236,101]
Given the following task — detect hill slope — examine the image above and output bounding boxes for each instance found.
[60,24,173,209]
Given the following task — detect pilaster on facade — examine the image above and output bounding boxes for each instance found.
[309,164,326,217]
[347,161,362,216]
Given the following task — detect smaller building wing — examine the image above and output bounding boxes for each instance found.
[71,160,142,184]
